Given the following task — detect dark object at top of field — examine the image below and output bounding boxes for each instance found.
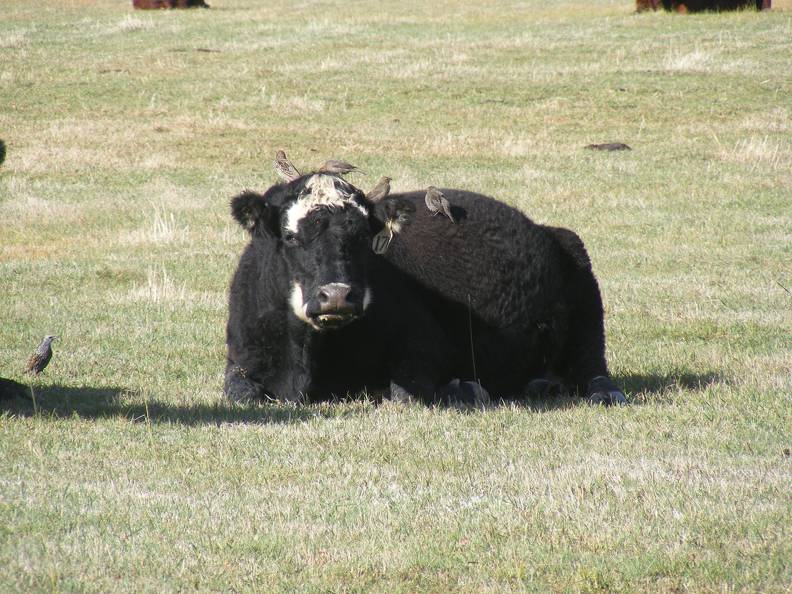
[0,139,5,166]
[25,335,56,376]
[585,143,632,151]
[636,0,770,12]
[133,0,209,9]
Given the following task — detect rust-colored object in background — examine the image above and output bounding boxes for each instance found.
[637,0,770,11]
[133,0,209,8]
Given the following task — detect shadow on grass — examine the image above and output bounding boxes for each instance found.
[0,381,368,426]
[0,371,725,424]
[616,371,725,395]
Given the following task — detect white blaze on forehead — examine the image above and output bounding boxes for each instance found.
[284,174,369,233]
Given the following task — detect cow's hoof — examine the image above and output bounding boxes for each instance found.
[525,378,568,398]
[586,375,628,406]
[388,381,416,405]
[587,390,628,406]
[224,366,264,403]
[438,379,490,409]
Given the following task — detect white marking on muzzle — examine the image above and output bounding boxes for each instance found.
[285,174,368,233]
[363,286,373,311]
[289,282,313,326]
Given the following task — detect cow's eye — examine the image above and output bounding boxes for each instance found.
[283,232,299,247]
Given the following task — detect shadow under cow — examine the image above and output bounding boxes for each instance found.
[1,370,724,424]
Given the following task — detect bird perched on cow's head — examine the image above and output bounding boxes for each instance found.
[367,176,391,203]
[230,152,411,333]
[317,159,364,176]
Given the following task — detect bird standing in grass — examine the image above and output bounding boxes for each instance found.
[25,335,56,376]
[424,186,455,223]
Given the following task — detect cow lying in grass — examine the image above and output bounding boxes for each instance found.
[225,173,451,404]
[224,155,626,406]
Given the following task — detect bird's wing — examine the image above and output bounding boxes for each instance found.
[25,353,41,374]
[441,197,455,223]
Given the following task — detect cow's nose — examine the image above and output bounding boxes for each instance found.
[317,283,354,313]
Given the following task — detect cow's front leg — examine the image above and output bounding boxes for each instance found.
[387,340,455,405]
[224,362,264,403]
[272,322,317,403]
[388,377,435,404]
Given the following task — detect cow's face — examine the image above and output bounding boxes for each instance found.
[231,174,378,331]
[280,174,375,331]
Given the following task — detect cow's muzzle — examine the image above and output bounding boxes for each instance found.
[306,283,363,329]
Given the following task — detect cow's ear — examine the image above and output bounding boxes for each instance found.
[230,191,280,237]
[369,196,415,237]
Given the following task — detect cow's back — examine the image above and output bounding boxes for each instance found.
[380,190,571,394]
[383,190,565,329]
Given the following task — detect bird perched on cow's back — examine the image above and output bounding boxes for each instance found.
[367,176,391,202]
[274,150,301,182]
[25,335,56,376]
[317,159,363,176]
[424,186,455,223]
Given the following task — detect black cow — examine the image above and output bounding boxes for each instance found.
[224,172,453,403]
[376,189,626,405]
[224,162,626,406]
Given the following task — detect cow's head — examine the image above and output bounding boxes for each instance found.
[231,169,411,331]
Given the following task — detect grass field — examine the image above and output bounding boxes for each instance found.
[1,0,791,591]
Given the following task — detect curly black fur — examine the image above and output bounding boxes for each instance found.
[224,175,452,404]
[377,189,624,401]
[224,174,625,405]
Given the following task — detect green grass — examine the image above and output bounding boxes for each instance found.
[1,0,791,591]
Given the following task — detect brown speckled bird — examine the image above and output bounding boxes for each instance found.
[424,186,455,223]
[367,176,391,202]
[274,150,301,182]
[317,159,363,175]
[25,335,56,376]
